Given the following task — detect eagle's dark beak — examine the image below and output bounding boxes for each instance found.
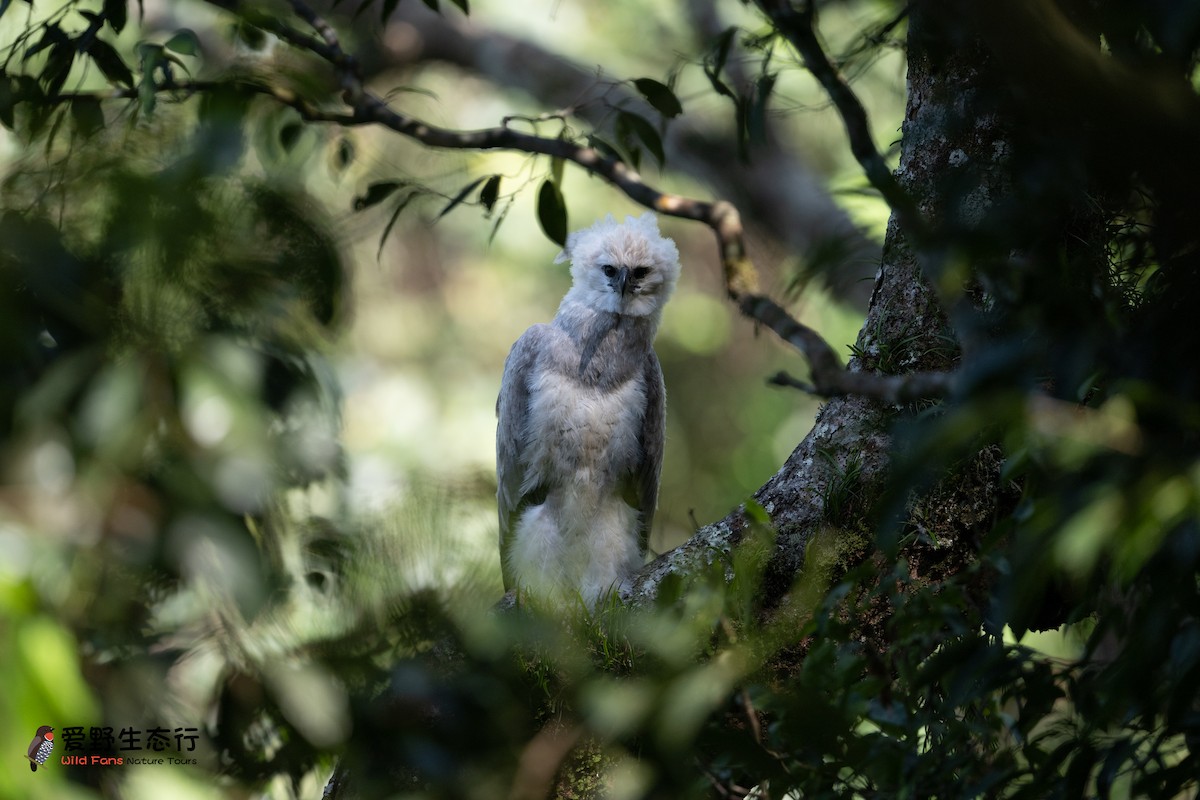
[615,266,631,296]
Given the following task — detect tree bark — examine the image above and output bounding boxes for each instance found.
[633,0,1013,608]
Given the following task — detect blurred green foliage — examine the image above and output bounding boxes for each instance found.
[0,0,1199,799]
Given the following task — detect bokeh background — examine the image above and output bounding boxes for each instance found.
[0,0,904,796]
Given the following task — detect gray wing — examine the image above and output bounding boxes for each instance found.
[631,350,666,555]
[496,324,549,590]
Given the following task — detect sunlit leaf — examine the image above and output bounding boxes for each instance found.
[537,178,567,247]
[633,77,683,118]
[17,618,100,723]
[744,498,770,525]
[137,43,161,115]
[164,28,201,56]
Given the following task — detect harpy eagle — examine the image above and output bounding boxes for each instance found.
[496,213,680,604]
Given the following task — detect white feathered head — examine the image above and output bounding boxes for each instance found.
[555,213,681,317]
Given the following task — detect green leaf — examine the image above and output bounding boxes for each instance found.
[24,25,68,62]
[70,96,104,137]
[41,44,74,97]
[479,174,501,213]
[0,0,11,22]
[103,0,127,34]
[446,0,469,12]
[536,179,567,247]
[87,38,133,87]
[162,51,192,80]
[633,77,683,118]
[617,111,664,167]
[704,26,737,99]
[746,72,776,146]
[421,0,439,10]
[164,29,200,56]
[585,134,622,162]
[137,42,161,116]
[744,499,770,525]
[435,175,489,220]
[0,74,13,130]
[353,180,403,211]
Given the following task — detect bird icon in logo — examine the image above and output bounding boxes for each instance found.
[26,726,54,772]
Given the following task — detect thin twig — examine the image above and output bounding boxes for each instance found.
[740,688,765,746]
[753,0,928,241]
[749,297,954,402]
[768,371,816,394]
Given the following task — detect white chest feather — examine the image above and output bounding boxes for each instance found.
[508,370,647,604]
[523,370,645,492]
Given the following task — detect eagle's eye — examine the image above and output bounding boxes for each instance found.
[602,265,617,278]
[632,267,651,280]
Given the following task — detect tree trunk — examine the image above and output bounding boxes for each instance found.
[632,0,1014,609]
